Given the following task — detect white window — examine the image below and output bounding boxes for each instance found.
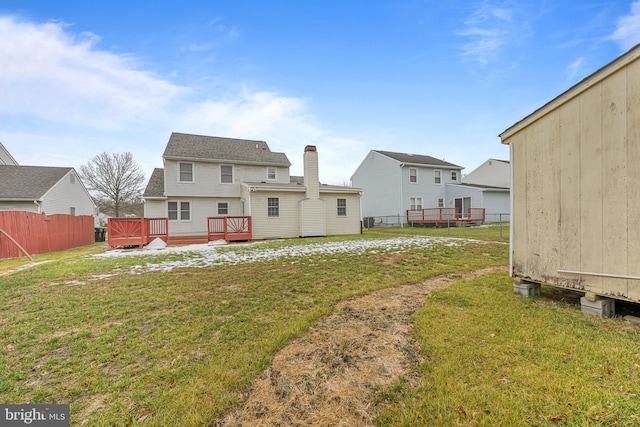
[70,207,76,215]
[168,201,191,221]
[337,198,347,216]
[437,198,445,208]
[434,170,442,185]
[179,162,194,182]
[410,197,423,210]
[267,167,277,180]
[451,170,458,181]
[267,197,279,217]
[217,202,229,216]
[220,165,233,184]
[409,168,418,183]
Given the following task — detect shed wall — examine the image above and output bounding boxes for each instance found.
[508,59,640,301]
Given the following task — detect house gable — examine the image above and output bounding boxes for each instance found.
[0,166,95,215]
[0,142,18,165]
[462,159,510,189]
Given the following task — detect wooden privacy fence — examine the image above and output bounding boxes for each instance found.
[0,211,95,260]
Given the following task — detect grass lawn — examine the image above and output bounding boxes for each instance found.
[375,273,640,426]
[1,227,639,426]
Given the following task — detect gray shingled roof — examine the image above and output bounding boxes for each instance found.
[0,165,72,200]
[163,133,291,166]
[143,168,165,198]
[375,150,462,169]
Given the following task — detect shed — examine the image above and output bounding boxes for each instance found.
[499,44,640,316]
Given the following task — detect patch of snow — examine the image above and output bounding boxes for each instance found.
[91,236,488,274]
[145,238,167,250]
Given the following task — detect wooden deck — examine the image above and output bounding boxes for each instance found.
[107,216,252,248]
[406,208,485,227]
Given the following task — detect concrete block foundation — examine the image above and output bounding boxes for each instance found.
[580,296,615,318]
[513,281,541,297]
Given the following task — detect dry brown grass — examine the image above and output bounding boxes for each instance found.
[219,266,506,426]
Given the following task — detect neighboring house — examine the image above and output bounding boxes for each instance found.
[499,43,640,316]
[351,150,472,224]
[0,165,96,216]
[0,142,18,165]
[143,132,362,241]
[450,159,511,221]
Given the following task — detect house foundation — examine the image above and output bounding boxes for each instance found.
[580,294,615,318]
[513,279,541,297]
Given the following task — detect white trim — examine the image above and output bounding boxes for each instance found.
[266,166,277,181]
[167,200,192,222]
[337,198,347,217]
[434,169,442,185]
[178,162,194,183]
[220,164,234,184]
[409,167,418,184]
[267,197,280,217]
[217,201,229,216]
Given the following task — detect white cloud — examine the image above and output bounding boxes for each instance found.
[610,1,640,51]
[0,16,186,130]
[567,56,586,81]
[0,15,365,184]
[457,1,529,64]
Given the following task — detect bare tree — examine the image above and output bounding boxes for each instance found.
[80,152,146,217]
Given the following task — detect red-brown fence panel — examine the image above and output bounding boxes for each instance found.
[0,211,94,260]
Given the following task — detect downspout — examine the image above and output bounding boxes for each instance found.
[509,142,514,277]
[33,200,41,213]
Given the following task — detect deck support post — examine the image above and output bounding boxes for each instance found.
[513,278,541,297]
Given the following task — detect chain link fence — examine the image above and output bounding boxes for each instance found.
[362,212,510,237]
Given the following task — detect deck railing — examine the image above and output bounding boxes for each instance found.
[107,217,168,248]
[406,208,485,225]
[208,216,252,242]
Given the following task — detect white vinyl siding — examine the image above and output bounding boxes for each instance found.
[39,170,95,216]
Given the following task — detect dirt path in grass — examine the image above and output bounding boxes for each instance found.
[219,266,507,426]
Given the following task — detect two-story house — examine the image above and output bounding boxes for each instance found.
[350,150,465,224]
[143,133,362,241]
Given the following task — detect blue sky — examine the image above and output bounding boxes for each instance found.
[1,1,639,184]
